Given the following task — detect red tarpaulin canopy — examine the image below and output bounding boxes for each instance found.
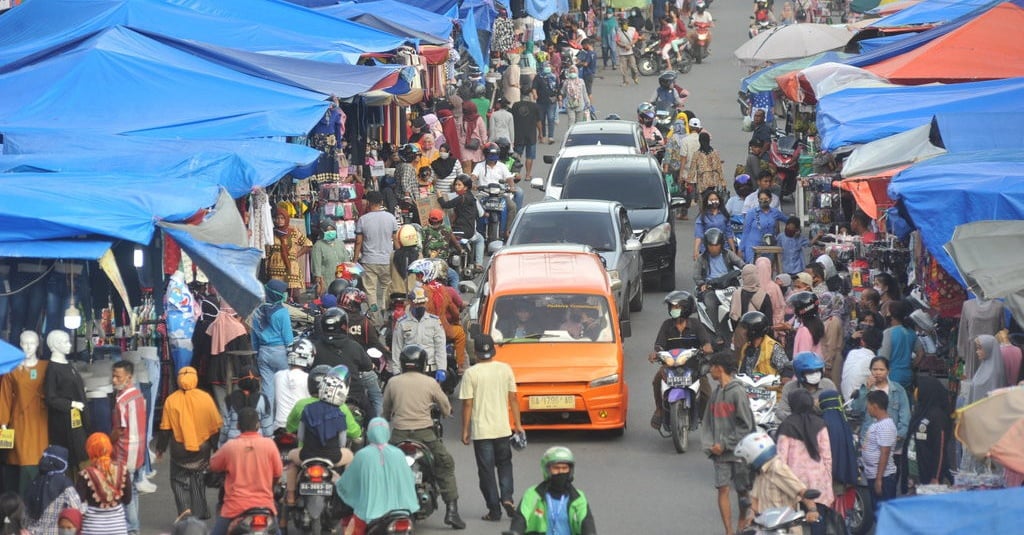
[865,1,1024,83]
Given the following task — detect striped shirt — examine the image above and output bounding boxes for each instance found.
[113,385,147,471]
[861,417,897,479]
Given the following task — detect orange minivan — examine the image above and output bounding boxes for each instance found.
[470,244,630,432]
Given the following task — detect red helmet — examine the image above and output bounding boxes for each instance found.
[338,287,368,313]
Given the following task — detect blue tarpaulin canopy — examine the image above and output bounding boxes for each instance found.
[320,1,454,44]
[816,77,1024,151]
[0,0,409,67]
[0,341,25,375]
[857,33,915,53]
[932,112,1024,153]
[876,487,1024,533]
[888,150,1024,285]
[0,26,331,138]
[870,0,998,27]
[0,240,114,260]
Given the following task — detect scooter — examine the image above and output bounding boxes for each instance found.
[741,489,823,534]
[227,508,278,535]
[290,458,346,535]
[748,18,775,38]
[696,269,741,351]
[734,373,780,433]
[769,133,802,198]
[365,510,415,535]
[477,181,513,249]
[653,348,705,453]
[636,35,693,76]
[397,439,440,520]
[689,22,712,64]
[449,231,477,281]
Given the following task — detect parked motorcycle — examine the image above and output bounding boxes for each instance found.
[696,269,741,351]
[689,22,712,64]
[637,35,693,76]
[769,132,802,198]
[653,348,705,453]
[365,510,415,535]
[397,439,440,521]
[735,373,781,433]
[289,458,347,535]
[227,508,278,535]
[477,181,513,249]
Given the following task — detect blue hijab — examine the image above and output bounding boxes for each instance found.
[818,390,858,485]
[337,418,419,521]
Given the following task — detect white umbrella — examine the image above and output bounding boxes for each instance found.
[733,24,856,65]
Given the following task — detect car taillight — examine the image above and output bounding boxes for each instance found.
[306,464,326,482]
[389,518,413,533]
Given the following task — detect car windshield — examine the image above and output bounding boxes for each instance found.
[490,294,614,343]
[508,211,617,251]
[562,171,665,210]
[563,132,635,148]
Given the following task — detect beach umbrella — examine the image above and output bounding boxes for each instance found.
[734,24,856,65]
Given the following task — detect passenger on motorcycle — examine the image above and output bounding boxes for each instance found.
[336,417,419,535]
[284,367,357,506]
[390,287,447,377]
[657,16,680,71]
[409,259,467,373]
[421,209,462,286]
[382,345,466,529]
[649,291,713,429]
[392,224,421,296]
[776,352,837,421]
[737,311,788,376]
[339,288,389,368]
[312,308,379,418]
[637,103,664,151]
[689,2,714,52]
[219,366,274,447]
[285,365,363,448]
[651,71,688,113]
[209,408,283,535]
[735,432,822,528]
[438,174,486,273]
[275,339,314,431]
[508,446,597,535]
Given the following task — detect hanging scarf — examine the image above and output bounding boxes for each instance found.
[206,303,248,355]
[818,390,859,485]
[969,334,1007,403]
[423,113,445,146]
[731,264,767,321]
[82,433,126,507]
[777,389,826,461]
[161,367,223,452]
[25,445,74,520]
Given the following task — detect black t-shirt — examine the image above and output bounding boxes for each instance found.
[511,101,541,146]
[654,317,708,351]
[532,74,557,105]
[439,192,478,238]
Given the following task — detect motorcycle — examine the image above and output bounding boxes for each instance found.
[365,510,415,535]
[449,230,477,281]
[689,22,712,64]
[290,458,347,535]
[227,508,278,535]
[741,489,823,534]
[653,348,705,453]
[636,35,693,76]
[734,373,780,433]
[730,214,746,252]
[271,430,297,526]
[769,132,802,198]
[748,18,775,38]
[696,269,741,351]
[397,439,440,520]
[477,181,513,250]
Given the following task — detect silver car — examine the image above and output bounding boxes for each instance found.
[529,144,638,200]
[504,200,644,318]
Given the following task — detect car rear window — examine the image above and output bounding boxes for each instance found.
[562,170,665,210]
[563,132,635,148]
[509,211,617,252]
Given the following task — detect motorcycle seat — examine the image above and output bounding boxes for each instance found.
[300,457,335,468]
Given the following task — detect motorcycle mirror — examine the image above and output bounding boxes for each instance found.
[620,319,632,338]
[530,177,545,190]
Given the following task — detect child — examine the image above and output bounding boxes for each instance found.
[777,216,821,275]
[862,390,898,506]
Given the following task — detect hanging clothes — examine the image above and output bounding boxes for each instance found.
[0,361,50,466]
[248,189,274,255]
[956,298,1004,371]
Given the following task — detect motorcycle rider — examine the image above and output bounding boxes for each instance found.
[737,311,788,376]
[390,286,447,377]
[649,291,713,429]
[637,103,665,158]
[472,142,519,237]
[735,431,822,529]
[274,338,315,431]
[775,352,837,421]
[689,1,714,55]
[494,137,525,210]
[651,71,688,115]
[382,345,466,529]
[209,408,282,535]
[696,228,745,290]
[508,446,597,535]
[409,259,467,373]
[438,174,486,273]
[420,209,463,286]
[312,307,378,418]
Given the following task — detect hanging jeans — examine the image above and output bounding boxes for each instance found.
[45,269,90,335]
[140,349,161,477]
[257,345,288,407]
[8,270,48,340]
[86,393,113,436]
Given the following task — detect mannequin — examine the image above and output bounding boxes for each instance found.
[0,331,49,493]
[42,330,89,469]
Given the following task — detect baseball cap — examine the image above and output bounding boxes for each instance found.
[795,272,814,287]
[428,209,444,223]
[688,117,702,129]
[474,334,496,359]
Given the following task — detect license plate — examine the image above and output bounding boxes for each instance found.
[665,372,692,387]
[529,395,575,410]
[299,482,334,496]
[746,387,774,401]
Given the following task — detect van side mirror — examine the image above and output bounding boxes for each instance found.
[530,177,545,190]
[469,323,482,337]
[670,197,688,208]
[625,238,642,252]
[620,319,632,338]
[543,155,554,164]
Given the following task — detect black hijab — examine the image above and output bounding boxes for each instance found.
[905,376,951,453]
[777,389,826,461]
[431,144,458,182]
[25,445,74,520]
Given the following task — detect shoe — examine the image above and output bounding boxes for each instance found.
[136,478,158,495]
[444,501,466,529]
[481,510,502,522]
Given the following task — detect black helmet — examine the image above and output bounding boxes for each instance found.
[658,71,677,89]
[494,137,512,159]
[739,311,770,340]
[788,291,819,316]
[704,228,725,247]
[327,278,351,299]
[664,290,695,317]
[307,364,333,396]
[398,143,421,163]
[320,307,349,335]
[399,345,427,373]
[604,113,622,120]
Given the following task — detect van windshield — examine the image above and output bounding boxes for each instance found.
[562,171,665,210]
[490,294,614,343]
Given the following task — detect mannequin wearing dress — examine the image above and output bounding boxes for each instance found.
[42,330,89,468]
[0,331,49,493]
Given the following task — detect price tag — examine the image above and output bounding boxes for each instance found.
[0,428,14,449]
[71,408,83,429]
[370,162,386,177]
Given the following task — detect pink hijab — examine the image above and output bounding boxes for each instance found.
[756,257,786,326]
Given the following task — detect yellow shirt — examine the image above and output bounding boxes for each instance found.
[459,361,517,440]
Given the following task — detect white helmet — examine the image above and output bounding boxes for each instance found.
[734,431,776,470]
[318,373,349,406]
[409,258,442,282]
[286,339,316,369]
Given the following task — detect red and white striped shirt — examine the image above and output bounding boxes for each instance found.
[113,385,147,471]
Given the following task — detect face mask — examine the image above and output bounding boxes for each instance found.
[59,530,77,535]
[567,72,578,79]
[548,472,573,494]
[412,306,427,319]
[759,200,771,209]
[543,66,552,74]
[708,201,719,208]
[439,152,450,160]
[803,371,822,385]
[323,230,337,241]
[669,308,682,319]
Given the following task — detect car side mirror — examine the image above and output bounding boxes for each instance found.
[670,197,688,208]
[543,155,554,164]
[620,319,632,338]
[530,177,545,190]
[487,241,504,255]
[625,238,642,252]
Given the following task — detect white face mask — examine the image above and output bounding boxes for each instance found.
[439,152,450,160]
[803,371,822,385]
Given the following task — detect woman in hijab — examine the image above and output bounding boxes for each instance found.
[688,132,725,196]
[457,100,487,173]
[25,445,84,534]
[218,366,274,447]
[560,65,590,126]
[423,113,445,146]
[902,376,952,491]
[818,390,859,515]
[431,142,460,194]
[154,367,223,520]
[777,389,833,507]
[966,334,1007,404]
[436,108,462,164]
[336,418,418,535]
[76,433,131,534]
[756,257,786,328]
[819,292,846,386]
[731,264,773,350]
[251,279,295,406]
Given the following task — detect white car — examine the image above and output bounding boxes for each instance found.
[529,144,638,200]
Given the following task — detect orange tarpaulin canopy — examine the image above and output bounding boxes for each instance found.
[837,166,906,219]
[866,1,1024,83]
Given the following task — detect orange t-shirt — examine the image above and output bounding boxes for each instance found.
[209,432,283,518]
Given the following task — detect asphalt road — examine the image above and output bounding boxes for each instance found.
[137,2,760,533]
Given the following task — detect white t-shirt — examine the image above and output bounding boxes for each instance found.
[273,368,310,430]
[691,12,714,25]
[458,361,518,440]
[841,347,875,400]
[490,109,515,146]
[862,417,897,478]
[472,161,514,188]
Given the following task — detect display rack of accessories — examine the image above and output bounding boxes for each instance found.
[801,174,847,240]
[318,179,361,258]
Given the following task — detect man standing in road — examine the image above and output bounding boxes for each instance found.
[511,95,542,183]
[614,19,640,86]
[701,352,755,535]
[460,334,524,522]
[111,360,147,535]
[750,109,772,156]
[354,190,399,322]
[208,408,283,535]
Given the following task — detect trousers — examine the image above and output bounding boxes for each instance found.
[8,270,47,341]
[390,428,459,503]
[473,436,514,513]
[361,263,392,315]
[170,462,210,519]
[257,345,288,408]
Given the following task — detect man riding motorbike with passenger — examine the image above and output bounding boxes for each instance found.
[312,307,378,418]
[637,102,665,160]
[649,291,714,429]
[689,2,714,55]
[651,71,688,115]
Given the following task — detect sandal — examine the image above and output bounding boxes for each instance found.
[481,511,502,522]
[502,501,516,517]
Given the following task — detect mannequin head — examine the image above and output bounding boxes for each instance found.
[46,330,72,363]
[20,331,40,363]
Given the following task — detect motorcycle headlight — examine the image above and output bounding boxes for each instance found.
[642,223,671,245]
[589,374,619,388]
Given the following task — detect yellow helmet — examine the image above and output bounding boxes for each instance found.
[398,224,420,247]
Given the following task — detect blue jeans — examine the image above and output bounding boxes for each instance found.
[539,103,557,139]
[8,270,47,340]
[45,270,90,334]
[257,345,288,407]
[473,436,514,513]
[870,473,898,509]
[358,370,383,418]
[138,381,154,475]
[125,470,140,533]
[446,267,460,288]
[513,187,524,213]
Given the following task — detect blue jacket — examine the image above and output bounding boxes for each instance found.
[251,305,294,349]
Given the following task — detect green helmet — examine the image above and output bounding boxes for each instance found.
[540,446,575,480]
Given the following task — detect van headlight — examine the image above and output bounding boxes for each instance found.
[642,223,671,245]
[589,374,619,388]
